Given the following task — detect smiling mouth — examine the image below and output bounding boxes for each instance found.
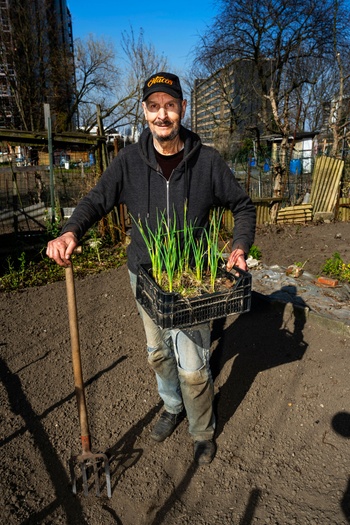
[154,121,172,127]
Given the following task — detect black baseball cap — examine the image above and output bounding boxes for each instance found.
[142,72,183,101]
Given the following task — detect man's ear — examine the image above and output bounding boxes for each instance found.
[142,101,147,119]
[181,99,187,119]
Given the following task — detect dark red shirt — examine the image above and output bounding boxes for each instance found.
[154,148,184,180]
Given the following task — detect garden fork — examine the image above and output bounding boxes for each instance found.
[65,254,111,498]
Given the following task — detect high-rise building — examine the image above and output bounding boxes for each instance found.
[0,0,75,131]
[191,60,266,158]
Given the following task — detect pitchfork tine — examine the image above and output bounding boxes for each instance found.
[81,461,89,496]
[105,457,112,498]
[69,458,77,495]
[93,459,100,497]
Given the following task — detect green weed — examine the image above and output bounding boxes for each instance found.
[249,245,262,260]
[321,252,350,282]
[44,207,62,239]
[0,243,127,292]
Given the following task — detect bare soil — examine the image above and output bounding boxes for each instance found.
[1,221,350,525]
[254,221,350,277]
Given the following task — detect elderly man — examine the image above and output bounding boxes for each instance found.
[47,72,256,465]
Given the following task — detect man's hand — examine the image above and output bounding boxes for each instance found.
[226,248,247,273]
[46,232,78,267]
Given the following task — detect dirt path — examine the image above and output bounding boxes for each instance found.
[1,239,350,525]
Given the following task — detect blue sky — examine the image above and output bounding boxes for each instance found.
[67,0,218,72]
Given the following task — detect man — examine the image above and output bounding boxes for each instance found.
[47,72,256,465]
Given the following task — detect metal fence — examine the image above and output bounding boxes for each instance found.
[0,164,99,236]
[233,150,315,204]
[1,148,350,237]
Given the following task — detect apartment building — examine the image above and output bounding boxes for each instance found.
[0,0,75,130]
[191,60,264,155]
[0,0,15,127]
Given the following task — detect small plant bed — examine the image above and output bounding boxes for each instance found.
[136,263,251,329]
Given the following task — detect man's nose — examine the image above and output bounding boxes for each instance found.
[157,107,168,118]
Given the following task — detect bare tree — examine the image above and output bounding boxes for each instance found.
[72,35,121,131]
[75,27,168,138]
[326,0,350,157]
[118,26,168,140]
[194,0,337,167]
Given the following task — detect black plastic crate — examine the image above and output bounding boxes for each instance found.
[136,264,252,329]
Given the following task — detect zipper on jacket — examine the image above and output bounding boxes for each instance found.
[165,169,177,225]
[157,167,176,226]
[166,179,170,225]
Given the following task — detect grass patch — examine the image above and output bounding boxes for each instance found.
[0,242,127,292]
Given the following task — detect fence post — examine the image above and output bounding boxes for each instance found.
[12,169,18,234]
[44,103,55,223]
[96,105,109,172]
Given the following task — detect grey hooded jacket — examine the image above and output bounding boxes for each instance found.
[62,126,256,275]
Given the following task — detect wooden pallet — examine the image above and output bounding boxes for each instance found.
[276,203,313,224]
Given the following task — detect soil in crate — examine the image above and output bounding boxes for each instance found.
[136,264,252,329]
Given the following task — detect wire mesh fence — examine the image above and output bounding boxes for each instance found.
[233,148,316,204]
[0,163,99,236]
[1,144,350,237]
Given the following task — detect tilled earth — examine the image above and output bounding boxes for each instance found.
[1,221,350,524]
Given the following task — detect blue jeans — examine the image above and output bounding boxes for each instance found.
[129,271,215,441]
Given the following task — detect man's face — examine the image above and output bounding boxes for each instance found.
[142,92,187,142]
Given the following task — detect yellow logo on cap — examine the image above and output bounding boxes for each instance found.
[147,76,174,87]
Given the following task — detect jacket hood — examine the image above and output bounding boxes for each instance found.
[137,126,202,217]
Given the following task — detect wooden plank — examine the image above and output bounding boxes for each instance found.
[279,206,313,211]
[278,206,313,212]
[277,217,312,221]
[0,128,105,146]
[310,156,344,214]
[277,217,313,221]
[276,201,313,223]
[311,156,331,211]
[338,197,350,208]
[278,213,313,219]
[278,207,313,214]
[256,204,271,224]
[338,197,350,221]
[277,217,311,223]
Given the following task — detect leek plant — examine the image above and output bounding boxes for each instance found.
[177,203,192,276]
[161,212,179,292]
[136,214,164,284]
[206,208,229,291]
[191,232,205,283]
[133,207,228,295]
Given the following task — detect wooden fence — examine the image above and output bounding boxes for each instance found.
[310,156,344,215]
[266,156,346,224]
[1,155,349,238]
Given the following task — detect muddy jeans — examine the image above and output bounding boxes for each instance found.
[129,271,215,441]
